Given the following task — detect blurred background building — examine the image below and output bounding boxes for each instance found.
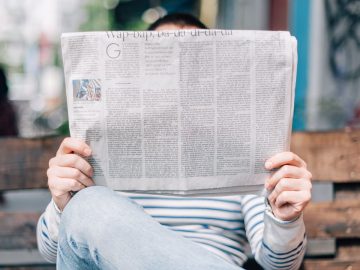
[0,0,359,136]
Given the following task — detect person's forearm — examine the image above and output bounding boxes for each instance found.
[36,200,62,263]
[256,210,306,270]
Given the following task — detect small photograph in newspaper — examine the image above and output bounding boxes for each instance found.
[72,79,102,101]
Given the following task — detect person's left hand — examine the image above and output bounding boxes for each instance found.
[265,152,312,221]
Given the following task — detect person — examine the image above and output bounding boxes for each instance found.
[0,66,18,136]
[37,13,312,270]
[0,66,18,204]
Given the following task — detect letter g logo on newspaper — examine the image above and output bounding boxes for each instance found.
[106,43,121,59]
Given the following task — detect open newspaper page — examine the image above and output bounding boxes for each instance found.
[61,29,297,196]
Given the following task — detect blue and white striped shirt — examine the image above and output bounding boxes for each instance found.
[37,193,306,269]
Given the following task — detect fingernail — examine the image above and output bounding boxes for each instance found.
[265,161,273,169]
[84,148,92,156]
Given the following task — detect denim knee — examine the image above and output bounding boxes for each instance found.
[60,186,138,240]
[62,186,114,216]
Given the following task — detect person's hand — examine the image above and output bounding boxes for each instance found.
[265,152,312,221]
[47,137,95,211]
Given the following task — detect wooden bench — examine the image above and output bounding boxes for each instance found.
[0,136,63,269]
[292,131,360,270]
[1,131,360,269]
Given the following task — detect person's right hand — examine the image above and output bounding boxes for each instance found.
[47,137,95,211]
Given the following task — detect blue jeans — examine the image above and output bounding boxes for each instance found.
[57,186,243,270]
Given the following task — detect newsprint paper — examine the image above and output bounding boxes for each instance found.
[61,29,297,196]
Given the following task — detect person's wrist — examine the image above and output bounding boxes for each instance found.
[52,199,63,214]
[271,210,302,224]
[52,193,71,212]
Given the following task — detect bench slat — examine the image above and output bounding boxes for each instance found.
[1,130,360,190]
[0,249,53,267]
[0,212,40,249]
[303,260,360,270]
[291,130,360,182]
[304,199,360,238]
[0,136,64,190]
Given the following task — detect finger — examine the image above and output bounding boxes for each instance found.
[49,177,86,195]
[48,166,95,187]
[266,166,312,190]
[268,178,312,202]
[265,152,306,170]
[274,190,311,208]
[49,154,93,177]
[57,137,92,157]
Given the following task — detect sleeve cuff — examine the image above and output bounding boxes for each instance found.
[52,199,63,214]
[263,207,306,252]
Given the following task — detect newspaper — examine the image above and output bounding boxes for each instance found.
[61,29,297,196]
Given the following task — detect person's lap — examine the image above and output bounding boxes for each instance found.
[57,186,243,270]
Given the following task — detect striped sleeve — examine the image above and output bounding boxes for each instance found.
[37,200,61,263]
[241,195,306,270]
